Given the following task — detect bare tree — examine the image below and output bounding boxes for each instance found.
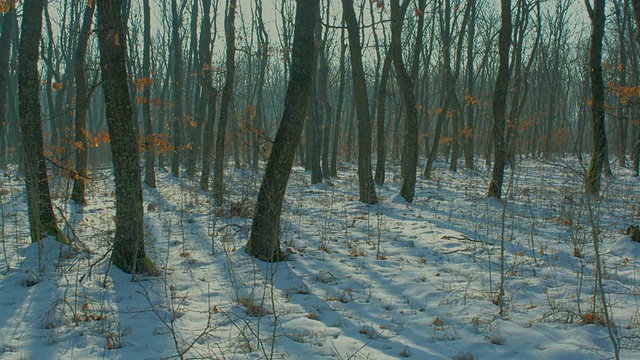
[247,0,319,262]
[584,0,608,196]
[391,0,419,203]
[212,0,237,204]
[70,1,95,205]
[342,0,377,203]
[199,0,219,191]
[170,0,183,176]
[0,3,16,169]
[142,0,156,187]
[487,0,512,199]
[19,0,68,244]
[96,0,156,273]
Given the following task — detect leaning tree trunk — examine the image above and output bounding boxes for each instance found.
[18,0,68,245]
[487,0,512,199]
[212,0,237,205]
[96,0,156,274]
[391,0,419,203]
[584,0,607,196]
[247,0,318,262]
[71,2,95,205]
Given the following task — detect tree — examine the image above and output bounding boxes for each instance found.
[0,2,15,170]
[330,24,346,178]
[463,0,477,170]
[96,0,156,274]
[212,0,237,204]
[631,0,640,176]
[487,0,512,199]
[170,0,183,176]
[247,0,319,262]
[142,0,156,187]
[199,0,219,191]
[390,0,420,203]
[18,0,69,244]
[342,0,377,203]
[584,0,607,196]
[71,1,96,205]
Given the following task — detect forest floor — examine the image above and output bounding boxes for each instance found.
[1,157,640,359]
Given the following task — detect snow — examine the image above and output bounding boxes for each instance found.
[1,158,639,359]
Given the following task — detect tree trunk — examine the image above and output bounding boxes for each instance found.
[487,0,512,199]
[96,0,156,274]
[142,0,156,188]
[199,0,218,191]
[330,25,346,178]
[18,0,69,245]
[253,0,269,170]
[584,0,608,196]
[247,0,318,262]
[71,2,95,205]
[212,0,236,205]
[0,4,16,169]
[375,51,392,186]
[170,0,183,176]
[342,0,377,203]
[391,0,419,203]
[630,0,640,176]
[185,0,201,177]
[463,0,476,170]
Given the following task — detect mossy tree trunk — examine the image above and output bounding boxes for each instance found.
[584,0,607,196]
[247,0,318,262]
[18,0,68,245]
[96,0,156,274]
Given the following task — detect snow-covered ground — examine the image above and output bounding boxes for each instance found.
[1,158,640,359]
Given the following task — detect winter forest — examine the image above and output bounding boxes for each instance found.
[2,0,640,358]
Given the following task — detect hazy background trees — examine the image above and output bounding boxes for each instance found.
[2,0,640,261]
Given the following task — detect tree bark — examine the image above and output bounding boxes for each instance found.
[375,51,392,186]
[199,0,219,191]
[463,0,476,170]
[71,2,95,205]
[97,0,156,274]
[18,0,69,245]
[170,0,183,176]
[212,0,237,204]
[342,0,377,203]
[330,25,346,178]
[142,0,156,187]
[0,4,16,169]
[487,0,512,199]
[584,0,608,196]
[247,0,318,262]
[391,0,419,203]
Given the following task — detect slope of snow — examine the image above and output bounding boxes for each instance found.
[0,158,639,359]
